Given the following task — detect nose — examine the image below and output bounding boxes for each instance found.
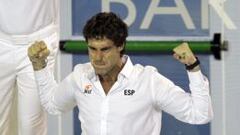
[93,51,103,61]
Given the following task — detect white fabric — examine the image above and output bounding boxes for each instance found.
[0,0,58,35]
[0,31,58,135]
[35,55,213,135]
[0,0,59,134]
[0,24,59,135]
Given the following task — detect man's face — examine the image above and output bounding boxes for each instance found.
[87,38,123,76]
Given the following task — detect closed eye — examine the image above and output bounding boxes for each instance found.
[101,46,112,52]
[88,46,96,51]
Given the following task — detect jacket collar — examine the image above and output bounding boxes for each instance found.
[89,55,134,81]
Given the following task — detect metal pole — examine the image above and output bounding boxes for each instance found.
[59,33,228,60]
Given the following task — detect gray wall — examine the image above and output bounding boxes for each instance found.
[210,0,240,135]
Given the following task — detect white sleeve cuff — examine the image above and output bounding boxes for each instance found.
[34,67,51,83]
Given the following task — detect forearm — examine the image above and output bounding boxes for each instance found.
[34,68,62,114]
[181,70,213,124]
[34,68,76,114]
[156,70,213,124]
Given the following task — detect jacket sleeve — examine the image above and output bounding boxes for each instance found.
[34,67,77,115]
[152,70,213,124]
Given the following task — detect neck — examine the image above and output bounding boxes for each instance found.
[99,61,123,83]
[98,59,124,95]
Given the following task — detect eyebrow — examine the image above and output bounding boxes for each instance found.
[88,46,96,50]
[101,46,112,51]
[88,45,112,51]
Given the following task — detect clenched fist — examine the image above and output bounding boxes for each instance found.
[173,42,200,71]
[28,41,50,71]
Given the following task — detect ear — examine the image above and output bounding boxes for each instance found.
[118,44,124,52]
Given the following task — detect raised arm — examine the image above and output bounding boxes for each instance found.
[28,41,76,114]
[153,43,213,124]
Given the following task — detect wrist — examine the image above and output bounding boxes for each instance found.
[32,60,47,71]
[185,57,200,71]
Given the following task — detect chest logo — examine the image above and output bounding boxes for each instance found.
[124,89,135,96]
[84,84,92,94]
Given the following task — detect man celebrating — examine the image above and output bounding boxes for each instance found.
[28,12,213,135]
[0,0,59,135]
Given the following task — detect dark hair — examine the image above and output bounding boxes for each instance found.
[83,12,128,55]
